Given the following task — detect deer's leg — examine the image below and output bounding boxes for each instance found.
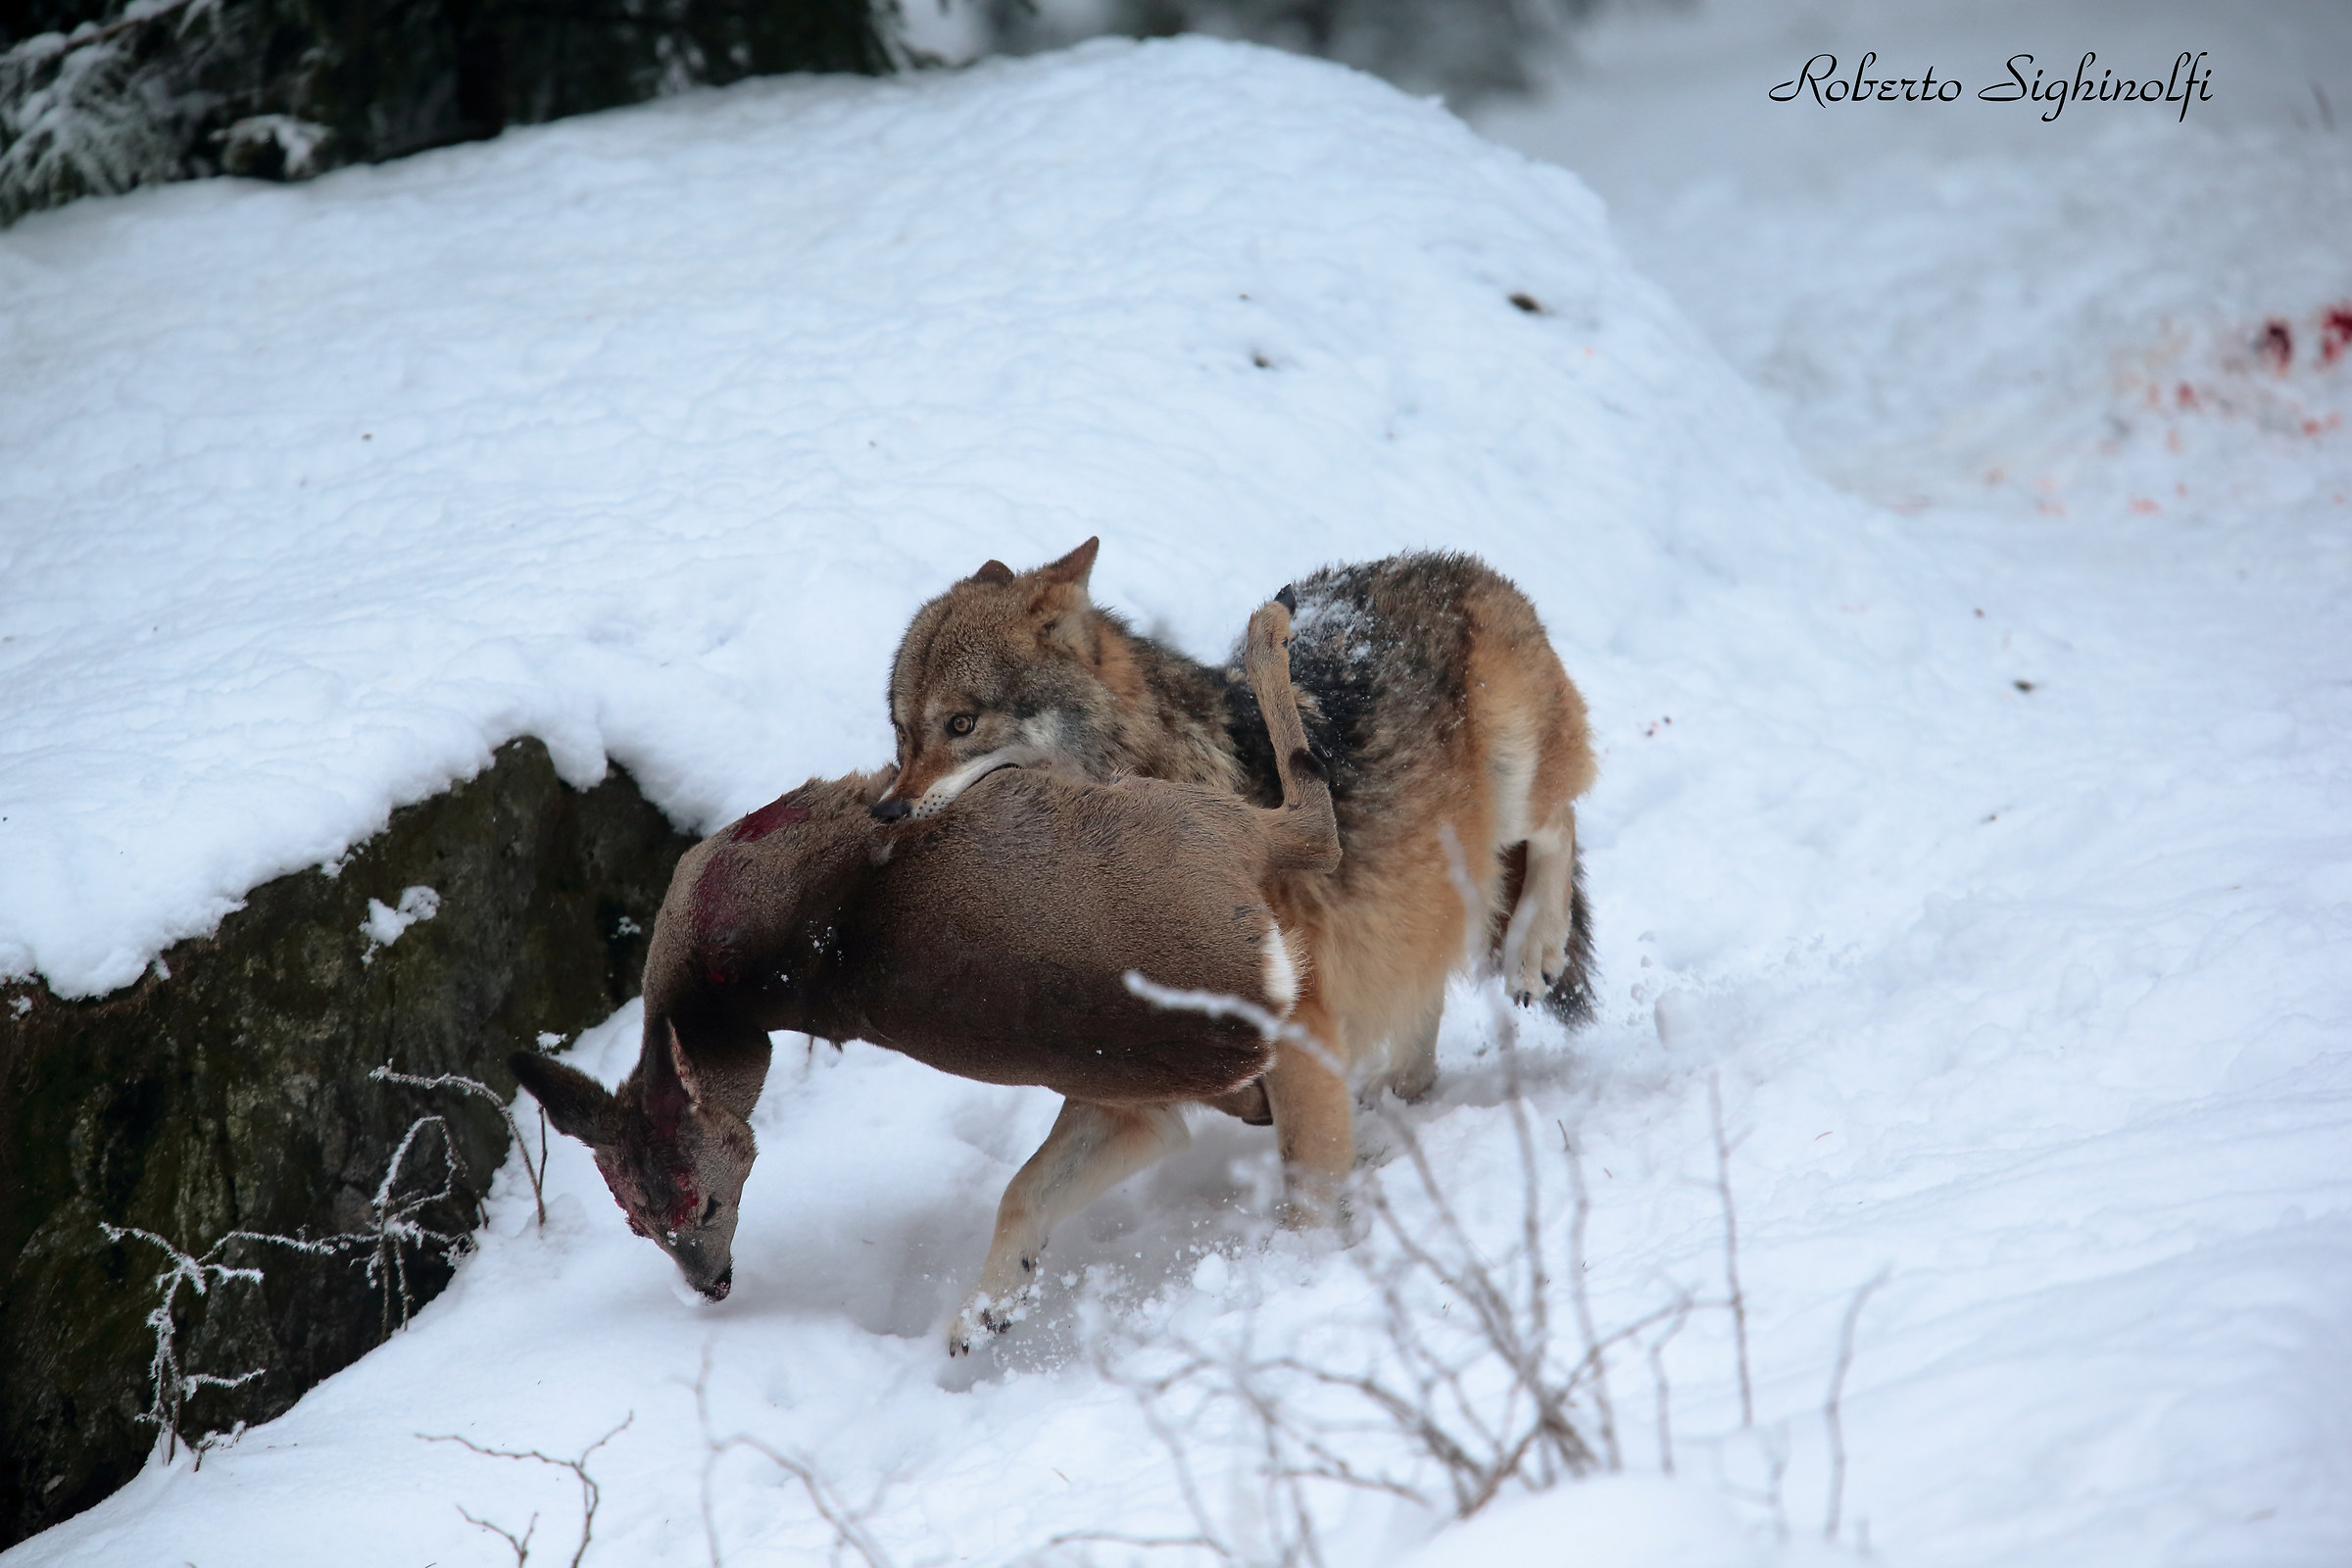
[1503,804,1580,1006]
[948,1098,1190,1354]
[1265,990,1353,1226]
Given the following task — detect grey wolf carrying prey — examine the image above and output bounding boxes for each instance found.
[512,598,1336,1350]
[877,541,1596,1216]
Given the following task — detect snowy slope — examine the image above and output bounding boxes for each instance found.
[6,12,2351,1568]
[0,32,1825,999]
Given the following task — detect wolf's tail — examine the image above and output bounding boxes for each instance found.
[1540,850,1597,1028]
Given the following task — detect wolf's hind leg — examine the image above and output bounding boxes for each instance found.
[1503,805,1581,1006]
[950,1099,1190,1354]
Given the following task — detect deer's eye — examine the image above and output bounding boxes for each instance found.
[703,1196,720,1224]
[947,713,976,737]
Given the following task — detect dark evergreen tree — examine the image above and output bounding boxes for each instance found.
[963,0,1593,108]
[0,0,888,222]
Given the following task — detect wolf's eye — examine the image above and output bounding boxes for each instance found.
[702,1196,720,1224]
[947,713,976,737]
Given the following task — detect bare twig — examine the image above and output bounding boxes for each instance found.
[1644,1291,1693,1477]
[421,1416,631,1568]
[456,1503,538,1566]
[693,1345,896,1568]
[1822,1267,1890,1544]
[1708,1075,1754,1428]
[1098,823,1818,1559]
[1558,1126,1620,1471]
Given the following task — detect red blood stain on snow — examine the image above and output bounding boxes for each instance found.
[2175,382,2198,411]
[2258,319,2293,373]
[2130,498,2161,515]
[2321,306,2352,366]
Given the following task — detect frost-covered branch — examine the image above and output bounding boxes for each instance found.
[98,1065,503,1459]
[357,1111,477,1336]
[372,1061,550,1227]
[99,1219,339,1459]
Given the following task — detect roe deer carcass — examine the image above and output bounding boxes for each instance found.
[512,597,1336,1349]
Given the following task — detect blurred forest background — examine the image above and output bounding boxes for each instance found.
[0,0,1597,225]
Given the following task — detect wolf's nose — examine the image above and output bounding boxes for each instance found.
[702,1265,733,1301]
[870,797,912,822]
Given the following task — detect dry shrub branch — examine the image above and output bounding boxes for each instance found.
[421,1415,632,1568]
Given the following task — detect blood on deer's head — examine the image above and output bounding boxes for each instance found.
[511,1020,755,1300]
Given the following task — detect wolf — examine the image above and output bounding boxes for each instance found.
[512,598,1337,1349]
[877,539,1595,1211]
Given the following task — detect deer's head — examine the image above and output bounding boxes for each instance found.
[511,1023,755,1301]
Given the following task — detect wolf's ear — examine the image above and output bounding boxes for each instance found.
[1026,538,1100,655]
[969,560,1015,585]
[1034,537,1099,592]
[510,1052,621,1146]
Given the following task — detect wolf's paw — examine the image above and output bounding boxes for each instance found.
[1509,948,1571,1005]
[1507,921,1572,1007]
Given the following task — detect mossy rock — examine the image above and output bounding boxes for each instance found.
[0,737,696,1545]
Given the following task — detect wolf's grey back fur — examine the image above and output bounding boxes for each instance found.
[1221,554,1597,1019]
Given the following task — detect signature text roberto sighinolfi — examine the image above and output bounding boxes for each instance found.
[1770,52,2214,122]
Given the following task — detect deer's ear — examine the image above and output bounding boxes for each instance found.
[1033,536,1099,592]
[969,560,1015,585]
[667,1021,709,1110]
[509,1052,620,1145]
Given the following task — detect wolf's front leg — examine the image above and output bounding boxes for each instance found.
[948,1099,1191,1355]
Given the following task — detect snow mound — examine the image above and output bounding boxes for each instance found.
[0,34,1830,999]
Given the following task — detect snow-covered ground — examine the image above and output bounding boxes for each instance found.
[5,1,2348,1563]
